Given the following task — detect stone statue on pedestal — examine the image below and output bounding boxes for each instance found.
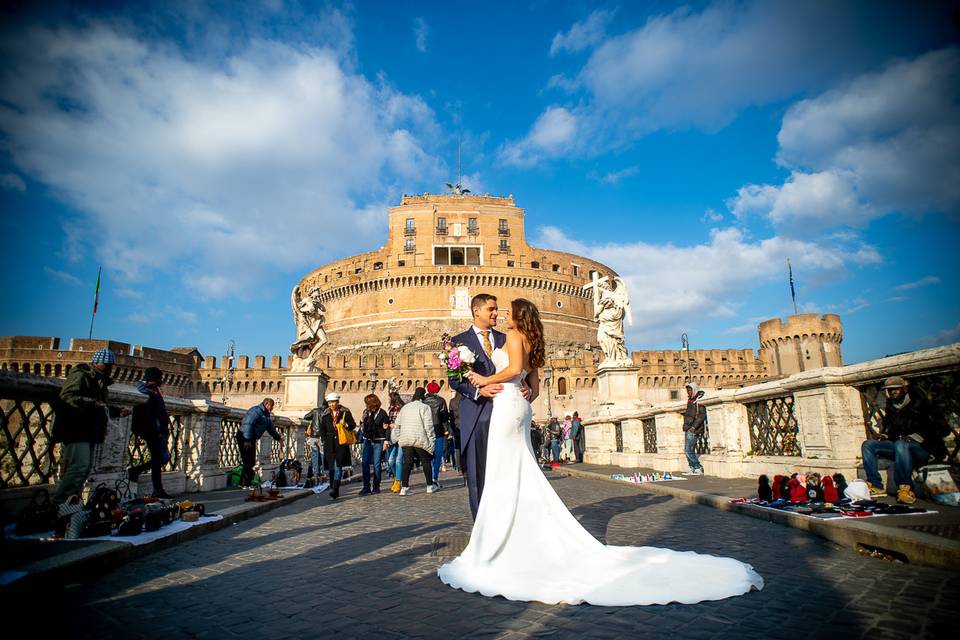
[585,274,632,367]
[289,284,327,372]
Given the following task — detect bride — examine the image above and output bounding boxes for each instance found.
[437,298,763,606]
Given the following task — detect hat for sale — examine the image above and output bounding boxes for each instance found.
[91,348,116,365]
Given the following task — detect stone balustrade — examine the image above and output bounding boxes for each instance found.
[0,371,306,519]
[582,344,960,479]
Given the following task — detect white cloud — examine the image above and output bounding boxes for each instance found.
[44,266,81,286]
[701,208,724,223]
[522,2,926,160]
[550,9,617,56]
[896,276,941,291]
[0,172,26,192]
[116,287,144,299]
[730,48,960,230]
[127,312,152,324]
[500,107,577,167]
[532,225,880,344]
[413,17,428,53]
[919,322,960,348]
[0,22,443,299]
[598,166,640,185]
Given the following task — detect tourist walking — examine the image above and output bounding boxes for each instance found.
[302,404,324,485]
[571,411,585,463]
[318,392,357,500]
[423,380,450,486]
[683,382,706,475]
[391,387,436,495]
[561,414,573,462]
[51,349,130,503]
[128,367,173,498]
[237,398,282,488]
[387,391,405,492]
[359,394,390,495]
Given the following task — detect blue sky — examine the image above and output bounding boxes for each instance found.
[1,1,958,365]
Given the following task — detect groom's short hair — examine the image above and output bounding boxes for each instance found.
[471,293,497,314]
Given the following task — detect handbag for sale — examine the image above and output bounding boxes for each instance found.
[16,489,58,535]
[336,417,356,446]
[55,494,87,539]
[117,508,144,536]
[86,483,120,524]
[917,464,960,506]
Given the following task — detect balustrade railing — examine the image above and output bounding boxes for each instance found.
[219,416,242,468]
[642,418,657,453]
[0,395,58,488]
[746,395,801,456]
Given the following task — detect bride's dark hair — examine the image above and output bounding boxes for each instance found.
[511,298,545,369]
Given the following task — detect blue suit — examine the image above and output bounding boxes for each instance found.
[448,326,506,519]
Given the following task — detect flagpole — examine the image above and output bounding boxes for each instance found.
[88,266,101,339]
[788,259,798,315]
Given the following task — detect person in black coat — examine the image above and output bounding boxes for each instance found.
[128,367,173,498]
[319,392,357,499]
[358,393,391,495]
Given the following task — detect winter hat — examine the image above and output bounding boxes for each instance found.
[822,475,839,502]
[844,479,871,502]
[92,348,116,365]
[143,367,163,383]
[832,473,848,498]
[772,475,784,500]
[758,475,773,502]
[426,380,441,394]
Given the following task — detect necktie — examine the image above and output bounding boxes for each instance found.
[481,330,493,356]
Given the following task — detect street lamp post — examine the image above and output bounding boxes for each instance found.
[369,370,378,390]
[542,366,554,418]
[222,339,236,404]
[680,333,698,384]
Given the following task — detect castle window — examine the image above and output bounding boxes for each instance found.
[556,301,563,308]
[572,264,580,277]
[531,261,540,269]
[387,297,394,305]
[354,267,362,274]
[557,377,567,395]
[407,354,415,367]
[434,245,481,266]
[499,239,509,253]
[374,261,383,270]
[589,270,597,280]
[404,239,415,252]
[670,390,680,400]
[507,260,515,267]
[436,217,447,234]
[336,271,342,278]
[405,218,415,235]
[552,264,560,272]
[397,260,405,267]
[468,218,478,234]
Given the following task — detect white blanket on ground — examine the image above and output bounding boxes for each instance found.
[4,514,224,546]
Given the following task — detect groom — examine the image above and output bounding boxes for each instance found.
[449,293,506,520]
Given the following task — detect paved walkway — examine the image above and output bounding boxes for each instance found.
[19,470,958,639]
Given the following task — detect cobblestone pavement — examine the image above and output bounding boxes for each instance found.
[40,472,958,639]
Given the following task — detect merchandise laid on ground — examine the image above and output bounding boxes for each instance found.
[611,472,687,483]
[730,498,936,520]
[5,514,224,545]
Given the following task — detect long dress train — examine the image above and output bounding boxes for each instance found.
[438,348,763,606]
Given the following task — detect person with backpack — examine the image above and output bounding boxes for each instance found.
[423,380,450,487]
[128,367,173,498]
[683,382,706,475]
[51,349,131,504]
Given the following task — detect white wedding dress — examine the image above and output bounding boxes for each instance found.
[438,348,763,606]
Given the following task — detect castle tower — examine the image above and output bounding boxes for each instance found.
[758,314,843,377]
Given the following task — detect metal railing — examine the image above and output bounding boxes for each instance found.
[642,418,657,453]
[746,395,801,456]
[0,395,58,488]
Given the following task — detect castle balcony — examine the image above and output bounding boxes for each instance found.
[404,227,416,236]
[435,225,448,235]
[498,228,510,237]
[468,227,480,236]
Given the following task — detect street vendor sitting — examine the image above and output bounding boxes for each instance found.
[861,376,950,504]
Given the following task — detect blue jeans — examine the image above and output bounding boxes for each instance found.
[685,430,702,471]
[551,440,561,462]
[361,440,385,490]
[386,443,403,479]
[432,438,445,481]
[308,440,322,479]
[329,462,343,482]
[862,438,929,489]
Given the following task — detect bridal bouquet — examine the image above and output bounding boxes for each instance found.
[438,333,476,381]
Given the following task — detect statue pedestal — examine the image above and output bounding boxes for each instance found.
[594,364,646,416]
[281,370,329,414]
